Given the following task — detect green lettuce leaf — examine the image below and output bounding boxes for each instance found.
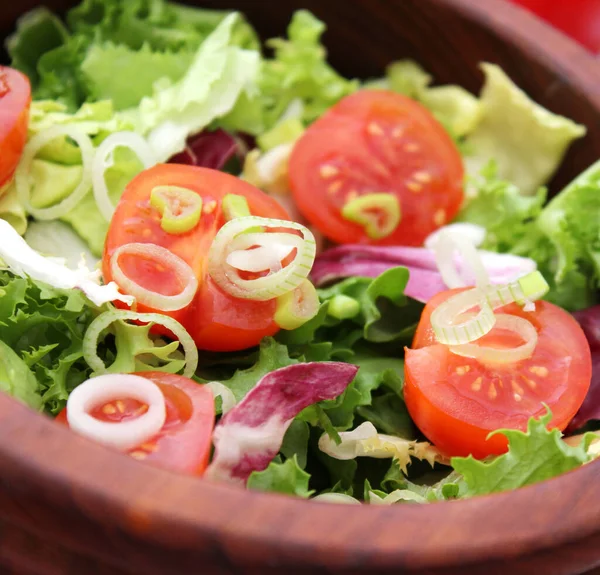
[258,10,358,129]
[247,455,314,498]
[0,341,43,410]
[379,59,481,138]
[81,43,193,111]
[464,63,586,195]
[456,161,547,252]
[451,409,591,497]
[0,188,27,236]
[122,13,260,161]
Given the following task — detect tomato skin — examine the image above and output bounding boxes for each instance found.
[0,67,31,188]
[56,372,215,475]
[405,291,593,458]
[289,90,464,247]
[103,165,288,351]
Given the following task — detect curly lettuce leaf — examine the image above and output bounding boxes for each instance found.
[0,341,43,410]
[247,455,313,498]
[258,10,358,129]
[451,409,592,497]
[464,63,586,195]
[123,13,260,161]
[456,161,547,253]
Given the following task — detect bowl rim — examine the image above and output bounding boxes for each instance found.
[2,0,600,570]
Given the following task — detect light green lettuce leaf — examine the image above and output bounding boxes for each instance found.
[451,409,592,497]
[0,188,27,236]
[81,42,193,111]
[122,13,260,161]
[464,63,586,195]
[258,10,359,129]
[0,340,43,410]
[247,455,314,497]
[379,59,481,138]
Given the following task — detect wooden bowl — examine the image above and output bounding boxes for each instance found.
[2,1,600,574]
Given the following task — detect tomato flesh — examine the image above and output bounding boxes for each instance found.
[0,67,31,188]
[56,372,215,475]
[103,165,289,351]
[405,290,592,458]
[289,90,464,247]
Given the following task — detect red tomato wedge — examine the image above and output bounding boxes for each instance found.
[56,372,215,475]
[0,66,31,188]
[404,289,592,459]
[289,90,464,247]
[103,165,290,352]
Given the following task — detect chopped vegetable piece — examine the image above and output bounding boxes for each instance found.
[103,165,289,352]
[150,185,203,234]
[57,372,215,475]
[405,289,592,458]
[206,362,358,484]
[341,193,401,240]
[289,90,464,246]
[222,193,251,220]
[274,279,320,330]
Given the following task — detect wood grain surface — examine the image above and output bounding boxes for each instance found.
[1,0,600,574]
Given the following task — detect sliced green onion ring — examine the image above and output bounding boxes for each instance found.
[450,314,538,363]
[93,131,156,222]
[208,216,316,301]
[222,194,251,221]
[110,243,198,311]
[16,126,94,220]
[274,279,320,330]
[431,271,549,346]
[83,309,198,378]
[341,193,401,240]
[150,185,202,234]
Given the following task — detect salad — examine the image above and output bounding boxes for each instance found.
[0,0,599,504]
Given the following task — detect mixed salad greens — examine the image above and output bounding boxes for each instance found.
[0,0,599,503]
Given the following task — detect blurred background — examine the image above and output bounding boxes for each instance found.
[508,0,600,53]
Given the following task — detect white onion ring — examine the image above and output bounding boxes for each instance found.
[66,374,166,451]
[93,132,156,222]
[450,314,538,363]
[16,126,94,220]
[110,243,198,311]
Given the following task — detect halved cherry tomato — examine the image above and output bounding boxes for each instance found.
[0,66,30,188]
[103,165,289,352]
[404,289,592,458]
[56,372,215,475]
[289,90,464,247]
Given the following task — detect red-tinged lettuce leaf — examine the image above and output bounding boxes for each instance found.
[566,306,600,433]
[206,362,358,484]
[311,244,536,303]
[169,128,250,171]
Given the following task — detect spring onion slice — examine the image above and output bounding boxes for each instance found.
[93,132,156,222]
[274,279,320,330]
[341,193,401,240]
[450,314,538,363]
[206,381,236,414]
[150,186,202,235]
[83,309,198,378]
[431,271,549,346]
[15,126,94,220]
[110,243,198,311]
[208,216,316,301]
[67,373,166,451]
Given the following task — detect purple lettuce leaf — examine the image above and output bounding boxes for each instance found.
[169,128,251,170]
[311,244,536,303]
[566,306,600,433]
[205,362,358,484]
